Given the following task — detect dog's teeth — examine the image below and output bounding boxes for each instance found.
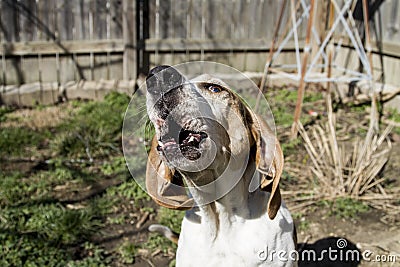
[188,136,196,143]
[158,141,164,147]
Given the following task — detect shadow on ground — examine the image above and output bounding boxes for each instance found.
[298,237,361,267]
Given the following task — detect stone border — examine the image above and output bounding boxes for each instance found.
[0,80,137,107]
[0,74,398,112]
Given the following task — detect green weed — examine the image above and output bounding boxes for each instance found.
[292,212,310,231]
[281,138,301,156]
[0,203,105,265]
[0,106,13,122]
[53,92,130,159]
[0,94,151,266]
[68,242,113,267]
[318,197,369,219]
[157,207,185,234]
[0,127,47,157]
[106,179,150,205]
[26,205,102,244]
[268,88,322,128]
[100,156,127,176]
[118,242,137,264]
[387,107,400,122]
[386,108,400,135]
[143,207,185,254]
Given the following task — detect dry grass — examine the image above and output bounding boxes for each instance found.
[290,109,399,216]
[1,104,73,130]
[297,121,392,196]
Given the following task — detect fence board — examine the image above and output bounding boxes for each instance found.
[92,0,109,40]
[21,57,40,83]
[1,0,20,42]
[59,56,77,84]
[122,0,136,80]
[259,0,275,40]
[203,0,217,39]
[172,0,189,39]
[19,0,38,42]
[92,54,110,80]
[148,0,157,39]
[57,1,74,40]
[145,38,299,52]
[189,0,202,39]
[1,0,400,88]
[75,54,92,81]
[110,0,123,39]
[37,0,57,41]
[216,0,231,39]
[4,58,22,85]
[0,40,124,56]
[38,56,57,83]
[74,0,91,40]
[158,0,172,39]
[379,0,400,42]
[108,53,124,80]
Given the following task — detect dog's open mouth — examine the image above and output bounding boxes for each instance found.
[157,129,208,160]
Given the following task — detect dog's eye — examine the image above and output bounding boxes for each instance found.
[207,84,222,93]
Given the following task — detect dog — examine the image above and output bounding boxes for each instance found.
[145,65,297,266]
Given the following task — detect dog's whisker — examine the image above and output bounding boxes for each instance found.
[136,106,147,112]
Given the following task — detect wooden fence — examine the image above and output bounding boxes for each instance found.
[1,0,400,88]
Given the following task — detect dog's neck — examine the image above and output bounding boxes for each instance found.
[181,158,269,240]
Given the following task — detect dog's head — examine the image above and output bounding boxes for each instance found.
[145,65,283,219]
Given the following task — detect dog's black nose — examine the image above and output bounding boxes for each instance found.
[146,65,185,96]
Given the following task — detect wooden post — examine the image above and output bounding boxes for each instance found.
[255,0,287,112]
[137,0,150,76]
[310,1,328,69]
[362,0,379,132]
[123,0,137,81]
[290,0,315,139]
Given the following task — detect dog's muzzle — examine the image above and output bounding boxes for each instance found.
[146,66,210,162]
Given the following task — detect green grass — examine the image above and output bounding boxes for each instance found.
[0,127,48,157]
[387,108,400,123]
[0,93,135,266]
[143,208,185,254]
[281,137,301,156]
[117,242,137,264]
[157,208,185,234]
[53,92,130,159]
[0,106,13,122]
[386,107,400,135]
[268,88,322,128]
[292,212,310,231]
[0,203,109,266]
[106,178,150,205]
[318,197,370,219]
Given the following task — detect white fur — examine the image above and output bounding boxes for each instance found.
[176,175,296,267]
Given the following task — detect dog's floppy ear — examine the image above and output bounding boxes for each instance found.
[146,136,194,210]
[248,110,284,220]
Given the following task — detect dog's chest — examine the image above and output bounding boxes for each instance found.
[176,207,296,267]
